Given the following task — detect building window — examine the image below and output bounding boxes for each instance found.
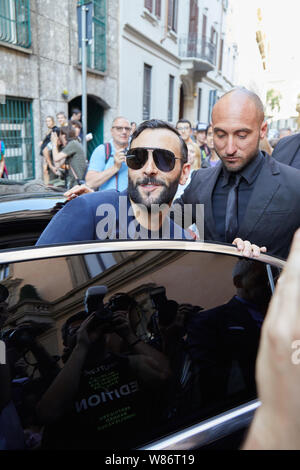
[0,264,9,281]
[0,97,35,180]
[187,0,199,56]
[210,26,218,47]
[78,0,106,72]
[168,75,174,122]
[84,253,116,278]
[197,88,202,121]
[143,64,152,120]
[218,38,224,72]
[208,90,217,122]
[144,0,153,12]
[0,0,31,48]
[155,0,162,18]
[144,0,161,17]
[168,0,178,32]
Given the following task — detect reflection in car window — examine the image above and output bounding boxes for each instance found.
[0,250,278,449]
[0,264,9,281]
[84,253,117,277]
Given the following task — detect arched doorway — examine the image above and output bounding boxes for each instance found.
[68,94,109,159]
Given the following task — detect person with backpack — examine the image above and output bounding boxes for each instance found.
[0,140,8,179]
[85,117,130,191]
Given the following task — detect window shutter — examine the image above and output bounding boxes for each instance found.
[188,0,199,55]
[168,0,173,28]
[155,0,161,18]
[145,0,153,13]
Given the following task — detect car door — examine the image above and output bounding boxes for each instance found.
[0,241,284,450]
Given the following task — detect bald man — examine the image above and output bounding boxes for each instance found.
[173,87,300,259]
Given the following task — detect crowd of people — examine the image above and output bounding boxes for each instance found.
[38,109,88,189]
[36,105,299,200]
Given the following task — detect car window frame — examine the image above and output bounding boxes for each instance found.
[0,240,284,450]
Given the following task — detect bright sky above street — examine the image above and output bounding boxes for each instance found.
[230,0,300,116]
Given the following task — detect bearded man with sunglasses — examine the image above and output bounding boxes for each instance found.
[36,119,264,256]
[37,120,193,244]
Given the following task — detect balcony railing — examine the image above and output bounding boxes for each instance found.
[179,35,216,66]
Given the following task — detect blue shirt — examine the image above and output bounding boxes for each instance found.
[36,190,193,245]
[87,139,128,192]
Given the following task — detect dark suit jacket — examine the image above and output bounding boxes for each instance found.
[272,133,300,168]
[173,152,300,259]
[186,296,262,403]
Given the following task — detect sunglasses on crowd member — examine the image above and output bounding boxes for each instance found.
[126,147,182,172]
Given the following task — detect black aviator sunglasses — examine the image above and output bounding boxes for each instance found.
[126,147,182,172]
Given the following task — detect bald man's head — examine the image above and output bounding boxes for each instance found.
[212,88,265,125]
[211,88,268,172]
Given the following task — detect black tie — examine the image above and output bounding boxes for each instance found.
[225,174,242,243]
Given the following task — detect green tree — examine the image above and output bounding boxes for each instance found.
[266,89,282,113]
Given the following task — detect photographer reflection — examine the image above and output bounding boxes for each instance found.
[3,322,61,450]
[187,260,272,410]
[37,287,171,449]
[0,285,25,450]
[149,287,203,424]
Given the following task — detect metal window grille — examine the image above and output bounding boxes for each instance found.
[0,0,31,48]
[168,75,174,122]
[143,64,152,120]
[0,98,35,181]
[78,0,106,72]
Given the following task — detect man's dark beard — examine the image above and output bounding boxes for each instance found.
[128,175,181,211]
[215,139,260,173]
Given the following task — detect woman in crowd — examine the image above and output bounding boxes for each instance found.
[40,116,60,184]
[51,125,87,189]
[174,142,200,200]
[201,124,220,168]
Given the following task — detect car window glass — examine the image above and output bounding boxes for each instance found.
[0,250,280,450]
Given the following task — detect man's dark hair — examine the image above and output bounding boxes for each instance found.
[176,119,192,129]
[71,119,82,129]
[130,119,188,164]
[60,124,76,143]
[71,108,81,117]
[205,124,212,136]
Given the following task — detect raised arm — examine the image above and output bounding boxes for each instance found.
[242,229,300,449]
[85,148,126,190]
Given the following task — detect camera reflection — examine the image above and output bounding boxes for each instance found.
[0,259,276,450]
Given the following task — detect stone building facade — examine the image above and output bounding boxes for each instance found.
[0,0,119,181]
[119,0,238,128]
[0,0,238,183]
